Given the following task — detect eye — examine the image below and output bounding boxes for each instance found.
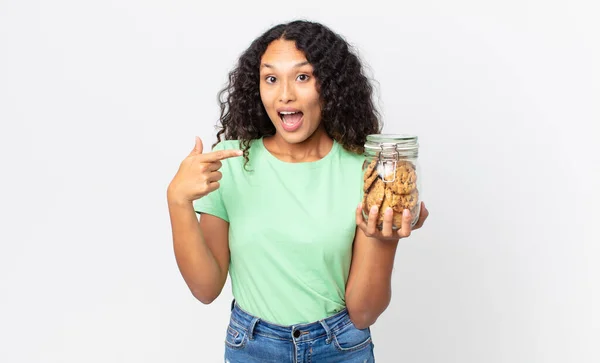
[265,76,277,84]
[297,74,310,82]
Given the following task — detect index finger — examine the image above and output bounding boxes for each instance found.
[200,149,243,162]
[355,203,369,231]
[356,203,366,226]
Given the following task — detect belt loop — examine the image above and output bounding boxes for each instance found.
[248,317,260,340]
[319,319,333,344]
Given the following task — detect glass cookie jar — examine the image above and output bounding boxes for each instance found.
[361,134,421,229]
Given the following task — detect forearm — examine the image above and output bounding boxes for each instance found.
[345,238,399,329]
[167,197,224,303]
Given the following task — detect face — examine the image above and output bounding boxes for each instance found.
[259,39,322,144]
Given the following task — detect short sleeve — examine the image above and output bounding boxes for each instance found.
[192,142,230,222]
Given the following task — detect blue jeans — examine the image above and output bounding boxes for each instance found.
[224,301,375,362]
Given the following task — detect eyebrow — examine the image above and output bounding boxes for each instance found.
[261,61,310,69]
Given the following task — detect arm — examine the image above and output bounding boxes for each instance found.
[167,136,242,304]
[168,199,230,304]
[345,202,429,329]
[344,227,398,329]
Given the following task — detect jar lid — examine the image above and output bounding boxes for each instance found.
[364,134,419,152]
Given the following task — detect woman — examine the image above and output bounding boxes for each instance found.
[167,20,429,363]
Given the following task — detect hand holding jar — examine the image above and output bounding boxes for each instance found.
[356,134,429,240]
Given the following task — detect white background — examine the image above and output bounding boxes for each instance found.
[1,0,598,362]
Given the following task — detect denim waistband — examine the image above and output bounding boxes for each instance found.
[229,301,353,343]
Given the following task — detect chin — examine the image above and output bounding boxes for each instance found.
[277,131,311,144]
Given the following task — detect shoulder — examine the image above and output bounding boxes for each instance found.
[210,139,263,153]
[336,143,366,165]
[209,139,264,172]
[210,139,243,152]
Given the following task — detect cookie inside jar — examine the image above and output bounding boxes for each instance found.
[361,135,421,230]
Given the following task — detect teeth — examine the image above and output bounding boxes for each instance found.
[280,111,298,115]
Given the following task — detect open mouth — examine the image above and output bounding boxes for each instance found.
[278,111,304,132]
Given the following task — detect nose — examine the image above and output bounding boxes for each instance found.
[279,80,295,103]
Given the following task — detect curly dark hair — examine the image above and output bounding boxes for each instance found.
[214,20,381,165]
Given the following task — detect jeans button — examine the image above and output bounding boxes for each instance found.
[293,330,301,338]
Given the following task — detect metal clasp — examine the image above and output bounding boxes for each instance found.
[379,143,399,183]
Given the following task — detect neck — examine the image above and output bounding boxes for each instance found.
[264,125,334,163]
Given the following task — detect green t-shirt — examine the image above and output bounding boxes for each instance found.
[193,137,365,325]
